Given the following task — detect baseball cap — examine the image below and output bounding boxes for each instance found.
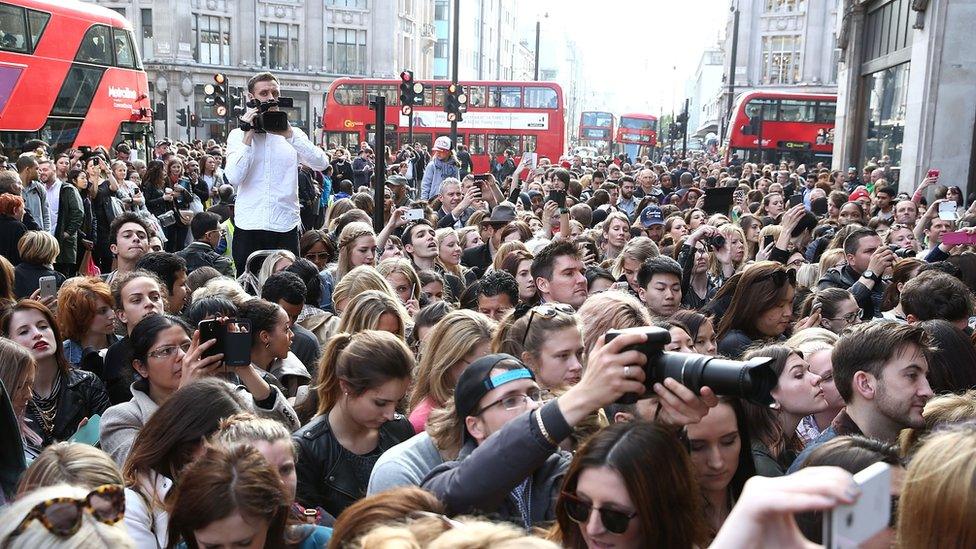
[454,354,536,439]
[432,136,452,151]
[640,205,665,228]
[849,188,870,202]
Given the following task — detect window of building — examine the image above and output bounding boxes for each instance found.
[141,9,153,58]
[761,35,802,85]
[326,27,366,74]
[328,0,367,8]
[524,86,557,109]
[764,0,806,11]
[434,0,449,20]
[435,38,448,58]
[861,62,909,169]
[193,14,231,66]
[333,83,364,105]
[488,86,521,108]
[260,22,299,70]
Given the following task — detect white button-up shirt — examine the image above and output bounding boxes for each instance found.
[224,126,328,232]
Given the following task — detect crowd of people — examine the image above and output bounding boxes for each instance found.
[1,71,976,548]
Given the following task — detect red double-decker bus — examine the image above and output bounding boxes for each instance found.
[323,78,564,173]
[615,113,658,160]
[0,0,152,158]
[578,111,614,154]
[724,90,836,165]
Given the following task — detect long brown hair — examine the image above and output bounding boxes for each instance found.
[716,262,795,341]
[314,330,413,415]
[550,421,708,548]
[166,444,290,549]
[0,299,71,377]
[327,486,445,549]
[881,257,923,312]
[740,345,801,460]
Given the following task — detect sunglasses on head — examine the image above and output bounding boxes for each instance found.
[12,484,125,537]
[760,268,797,288]
[561,491,637,535]
[521,303,575,346]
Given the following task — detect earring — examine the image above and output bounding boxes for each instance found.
[769,402,781,410]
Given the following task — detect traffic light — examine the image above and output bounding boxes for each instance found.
[229,86,246,118]
[176,107,188,127]
[204,73,228,117]
[399,70,424,116]
[444,83,467,122]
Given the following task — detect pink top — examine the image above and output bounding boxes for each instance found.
[408,397,437,434]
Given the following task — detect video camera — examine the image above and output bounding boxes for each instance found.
[606,326,777,406]
[244,97,293,133]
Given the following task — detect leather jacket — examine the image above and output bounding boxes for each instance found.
[817,265,884,319]
[293,413,413,519]
[26,369,111,447]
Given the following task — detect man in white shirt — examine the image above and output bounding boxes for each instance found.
[225,72,329,274]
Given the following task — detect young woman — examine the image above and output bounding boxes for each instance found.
[684,208,706,230]
[664,215,689,246]
[334,221,376,283]
[742,345,827,476]
[738,214,763,260]
[708,224,747,284]
[662,320,695,352]
[65,168,97,274]
[122,378,248,547]
[16,441,123,496]
[669,309,718,356]
[601,211,632,261]
[456,226,483,250]
[683,398,757,536]
[1,300,110,448]
[611,237,659,295]
[407,310,495,433]
[238,299,309,398]
[550,421,708,549]
[57,277,119,369]
[336,289,410,340]
[330,266,399,314]
[761,193,785,218]
[799,288,861,334]
[881,257,924,321]
[495,303,584,390]
[0,252,16,312]
[837,201,865,227]
[293,330,414,519]
[162,157,193,251]
[376,257,422,317]
[435,228,466,281]
[256,250,297,293]
[884,223,919,252]
[499,248,537,304]
[0,338,42,461]
[168,444,331,549]
[918,319,976,395]
[785,328,842,444]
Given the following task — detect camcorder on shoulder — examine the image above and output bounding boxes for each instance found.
[242,97,293,133]
[606,326,777,406]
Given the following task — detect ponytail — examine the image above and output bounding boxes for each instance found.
[316,332,354,414]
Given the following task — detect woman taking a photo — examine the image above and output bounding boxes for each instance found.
[741,344,828,476]
[407,309,495,433]
[57,277,119,370]
[1,300,110,448]
[293,330,414,519]
[376,257,422,317]
[550,421,708,548]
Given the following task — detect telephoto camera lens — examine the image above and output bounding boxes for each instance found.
[606,326,777,406]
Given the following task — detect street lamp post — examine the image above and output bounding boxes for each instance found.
[722,3,740,140]
[533,13,548,81]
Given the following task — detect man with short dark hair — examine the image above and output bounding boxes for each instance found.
[40,157,84,276]
[789,321,934,472]
[893,199,918,226]
[104,213,152,283]
[817,228,894,319]
[531,240,587,309]
[471,270,518,321]
[461,203,516,278]
[176,211,234,277]
[616,175,637,219]
[872,185,896,221]
[637,256,682,318]
[261,271,321,373]
[16,154,49,232]
[900,270,974,330]
[134,252,188,314]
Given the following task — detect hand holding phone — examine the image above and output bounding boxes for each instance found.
[404,208,424,221]
[38,275,57,299]
[938,200,957,221]
[824,462,892,549]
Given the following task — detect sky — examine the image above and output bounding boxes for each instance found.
[520,0,730,114]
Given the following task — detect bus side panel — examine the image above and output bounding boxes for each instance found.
[73,65,150,147]
[0,54,70,130]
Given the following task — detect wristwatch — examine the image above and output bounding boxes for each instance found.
[862,269,881,283]
[239,119,254,132]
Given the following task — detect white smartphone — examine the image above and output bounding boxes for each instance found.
[404,208,424,221]
[938,200,957,221]
[38,275,57,299]
[823,462,891,549]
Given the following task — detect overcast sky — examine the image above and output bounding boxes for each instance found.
[520,0,729,114]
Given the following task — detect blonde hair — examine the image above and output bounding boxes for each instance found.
[899,390,976,456]
[577,290,651,362]
[376,258,422,302]
[337,222,376,280]
[709,224,747,276]
[17,230,59,265]
[434,228,463,277]
[191,276,252,307]
[354,518,558,549]
[0,484,134,548]
[491,240,528,272]
[213,412,291,449]
[784,327,838,356]
[338,289,410,339]
[611,236,659,279]
[256,250,296,292]
[896,423,976,549]
[332,265,398,313]
[818,247,847,274]
[16,443,122,496]
[425,399,464,459]
[409,310,496,412]
[0,338,41,449]
[493,306,580,363]
[456,226,480,248]
[795,263,821,291]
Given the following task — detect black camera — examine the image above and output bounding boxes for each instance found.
[606,326,777,406]
[888,244,915,259]
[709,234,726,250]
[244,97,293,133]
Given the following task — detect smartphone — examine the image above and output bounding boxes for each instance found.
[762,234,775,248]
[198,319,221,359]
[938,200,957,221]
[927,168,940,179]
[38,275,57,299]
[222,318,252,368]
[69,414,101,446]
[824,462,891,549]
[612,281,630,291]
[473,173,489,182]
[405,208,425,221]
[941,230,976,246]
[788,193,804,208]
[547,190,567,209]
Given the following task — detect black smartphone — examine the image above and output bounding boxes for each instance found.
[811,196,829,216]
[222,318,252,368]
[547,189,567,209]
[788,193,804,208]
[473,173,489,182]
[198,319,221,359]
[762,234,775,248]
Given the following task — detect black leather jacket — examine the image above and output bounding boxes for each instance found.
[817,265,884,319]
[293,414,413,519]
[26,369,111,447]
[176,241,235,277]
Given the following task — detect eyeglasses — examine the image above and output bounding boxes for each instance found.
[827,308,863,325]
[12,484,125,537]
[560,491,637,535]
[521,303,575,346]
[304,251,332,262]
[473,388,551,416]
[204,228,227,237]
[148,341,191,359]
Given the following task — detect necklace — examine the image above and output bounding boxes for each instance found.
[29,374,62,437]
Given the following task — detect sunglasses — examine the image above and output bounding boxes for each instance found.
[521,303,575,346]
[760,268,797,288]
[561,491,637,535]
[12,484,125,537]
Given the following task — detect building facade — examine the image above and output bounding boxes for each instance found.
[432,0,530,81]
[689,46,726,141]
[718,0,841,137]
[85,0,435,143]
[832,0,976,195]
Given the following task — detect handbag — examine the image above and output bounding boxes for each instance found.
[80,249,100,277]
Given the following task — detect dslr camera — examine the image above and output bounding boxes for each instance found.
[243,97,293,133]
[888,244,916,259]
[606,326,777,406]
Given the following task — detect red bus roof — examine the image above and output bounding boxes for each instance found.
[733,89,837,103]
[14,0,133,29]
[329,77,562,87]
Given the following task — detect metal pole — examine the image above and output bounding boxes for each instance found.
[757,112,764,164]
[186,108,192,143]
[408,111,414,144]
[534,19,540,81]
[682,98,689,158]
[723,6,739,142]
[450,0,460,148]
[370,96,386,234]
